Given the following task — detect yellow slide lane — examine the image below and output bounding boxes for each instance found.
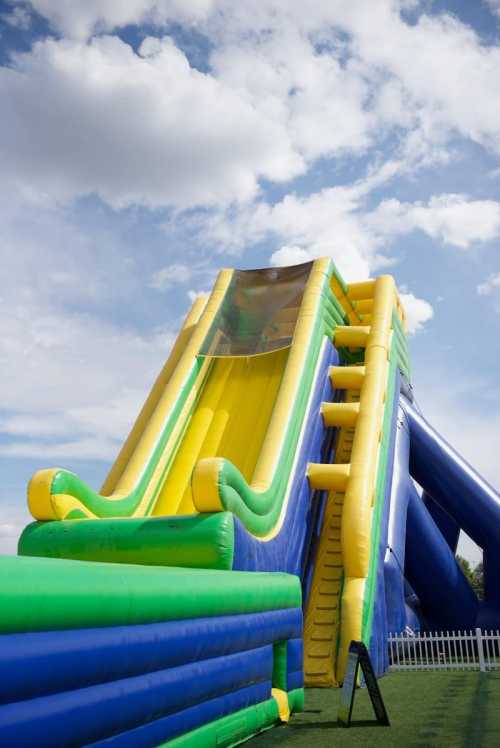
[152,348,289,516]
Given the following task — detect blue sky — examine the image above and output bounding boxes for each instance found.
[0,0,499,565]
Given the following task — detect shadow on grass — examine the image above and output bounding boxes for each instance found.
[462,673,500,748]
[288,720,387,730]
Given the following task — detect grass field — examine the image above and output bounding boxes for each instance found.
[251,672,500,747]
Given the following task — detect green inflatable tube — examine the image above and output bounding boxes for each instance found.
[0,555,301,633]
[19,513,235,570]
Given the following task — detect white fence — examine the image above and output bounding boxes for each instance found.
[388,628,500,672]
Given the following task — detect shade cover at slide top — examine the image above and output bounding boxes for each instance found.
[200,261,313,356]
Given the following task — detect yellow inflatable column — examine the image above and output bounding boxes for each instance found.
[336,275,394,682]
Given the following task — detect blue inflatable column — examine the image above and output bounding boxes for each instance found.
[403,401,500,551]
[422,491,460,554]
[405,483,479,631]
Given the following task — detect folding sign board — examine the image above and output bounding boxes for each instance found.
[338,641,390,727]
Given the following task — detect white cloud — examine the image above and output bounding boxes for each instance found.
[0,197,179,462]
[4,1,500,218]
[149,261,217,293]
[1,35,302,210]
[201,173,397,280]
[17,0,215,39]
[270,246,312,267]
[485,1,500,20]
[0,489,38,554]
[335,6,500,154]
[367,194,500,249]
[200,180,500,295]
[150,263,193,290]
[202,2,500,160]
[0,436,123,461]
[187,289,208,303]
[400,292,434,335]
[210,22,375,164]
[477,272,500,296]
[0,298,174,460]
[0,521,24,555]
[409,195,500,248]
[0,387,147,446]
[1,4,32,29]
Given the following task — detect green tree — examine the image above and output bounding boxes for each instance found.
[472,561,484,600]
[457,555,475,586]
[456,555,484,600]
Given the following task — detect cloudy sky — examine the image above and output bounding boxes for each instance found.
[0,0,498,564]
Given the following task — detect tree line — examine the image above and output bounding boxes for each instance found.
[456,555,484,600]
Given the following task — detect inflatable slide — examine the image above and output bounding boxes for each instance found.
[1,257,499,746]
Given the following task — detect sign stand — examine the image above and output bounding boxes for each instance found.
[337,641,390,728]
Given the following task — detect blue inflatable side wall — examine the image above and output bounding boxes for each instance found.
[87,682,272,748]
[0,608,303,748]
[0,609,301,705]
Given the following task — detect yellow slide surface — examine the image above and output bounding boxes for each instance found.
[153,349,288,516]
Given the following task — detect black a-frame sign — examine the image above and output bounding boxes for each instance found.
[337,641,390,727]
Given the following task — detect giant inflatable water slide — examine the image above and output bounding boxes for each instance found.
[1,258,499,746]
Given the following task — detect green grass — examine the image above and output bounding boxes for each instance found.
[250,672,500,747]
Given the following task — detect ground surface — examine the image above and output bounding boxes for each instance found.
[251,672,500,747]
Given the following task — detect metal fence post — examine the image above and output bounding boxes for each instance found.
[476,627,486,672]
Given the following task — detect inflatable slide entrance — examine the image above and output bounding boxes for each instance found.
[1,257,499,746]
